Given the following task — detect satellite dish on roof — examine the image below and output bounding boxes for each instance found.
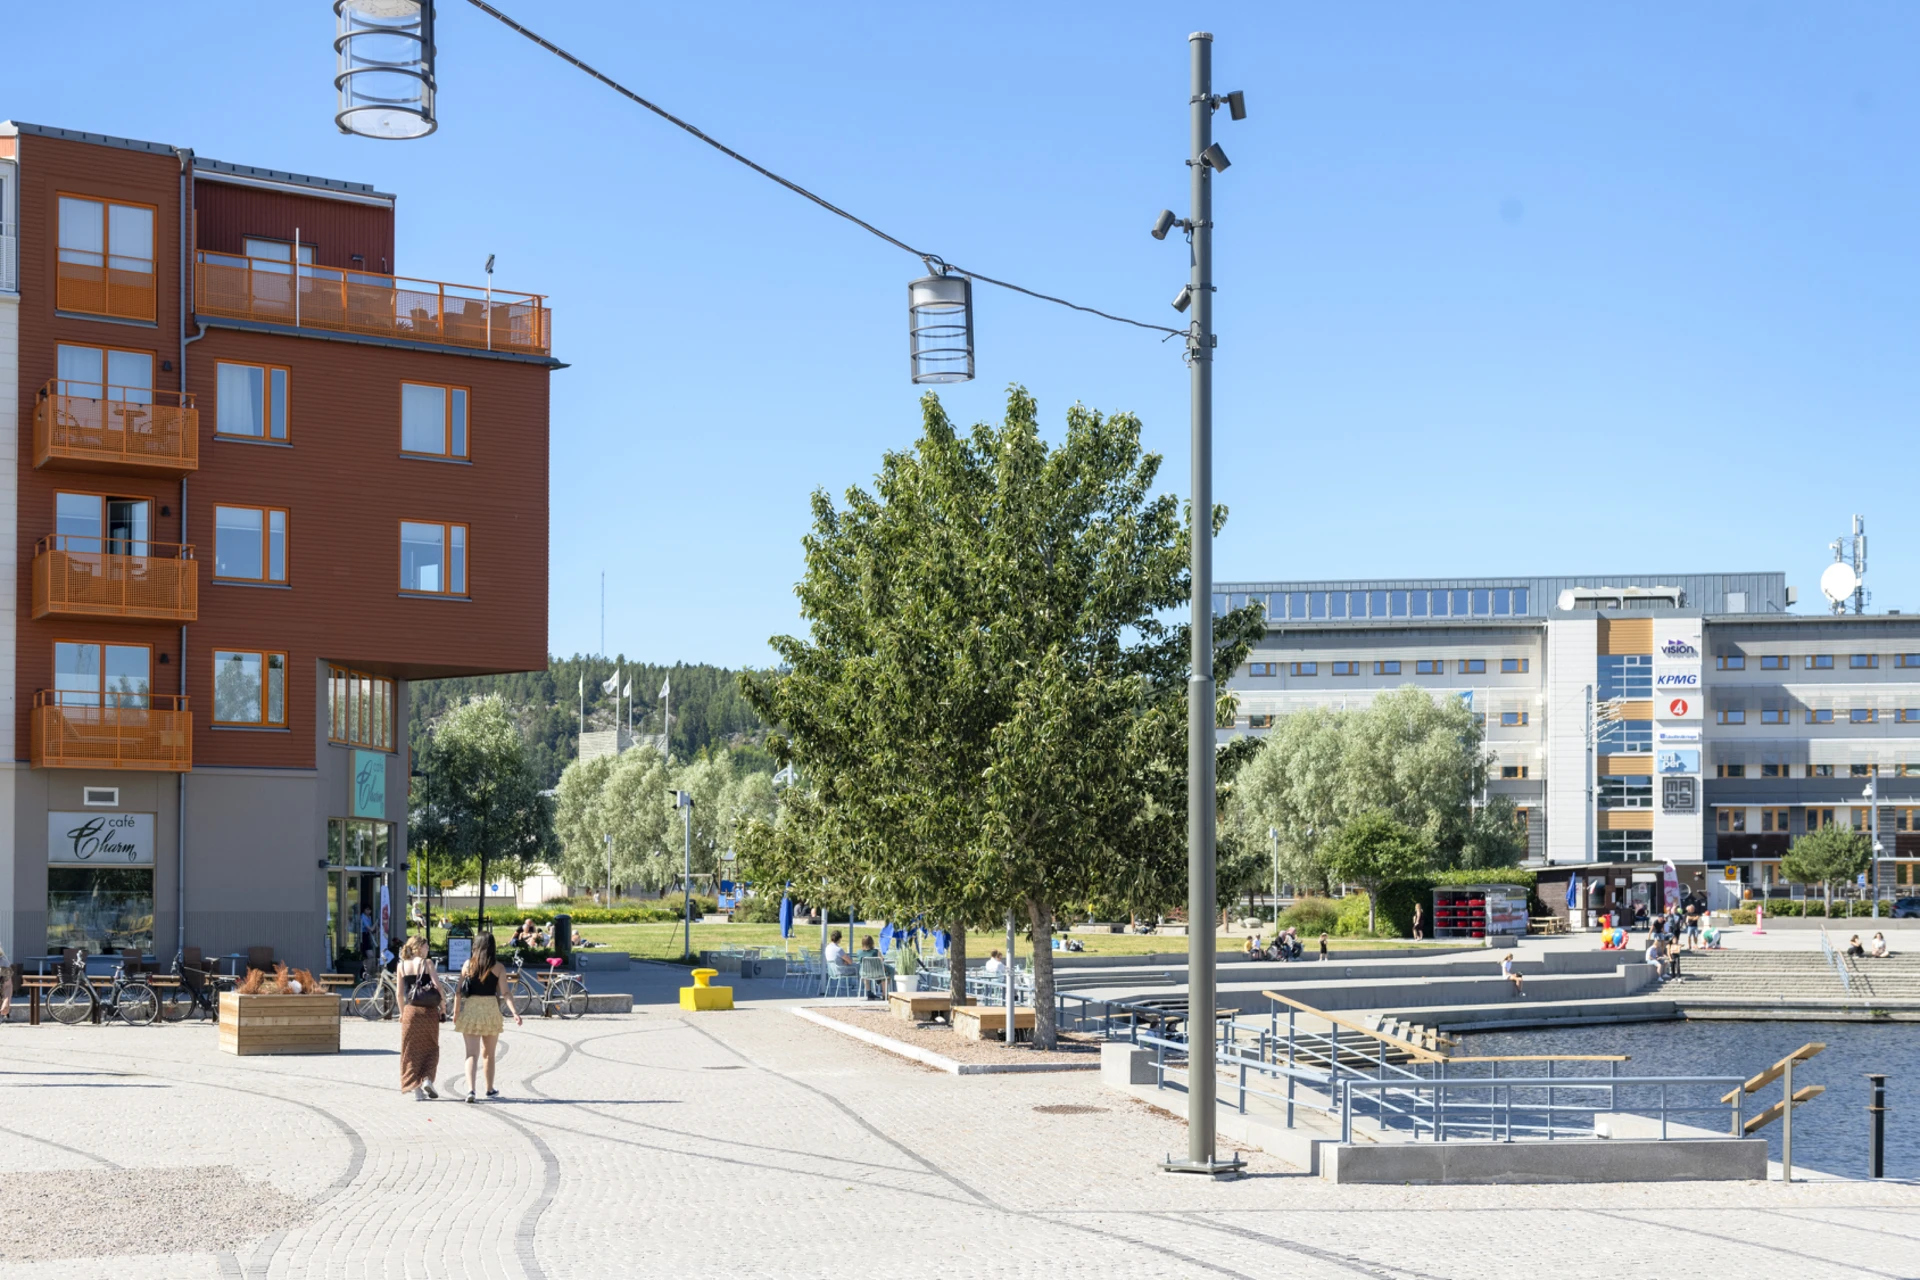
[1819,561,1859,606]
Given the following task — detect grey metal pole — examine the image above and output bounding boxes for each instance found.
[1005,910,1017,1048]
[1782,1055,1794,1183]
[1867,1073,1887,1178]
[682,799,693,960]
[1269,827,1279,929]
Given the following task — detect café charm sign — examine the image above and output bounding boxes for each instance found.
[48,812,155,865]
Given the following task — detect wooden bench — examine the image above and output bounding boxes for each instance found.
[952,1005,1035,1042]
[888,992,961,1024]
[1528,916,1567,935]
[19,976,58,1026]
[318,974,358,991]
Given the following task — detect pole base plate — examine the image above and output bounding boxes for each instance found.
[1160,1154,1246,1179]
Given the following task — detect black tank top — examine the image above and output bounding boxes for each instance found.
[462,967,498,997]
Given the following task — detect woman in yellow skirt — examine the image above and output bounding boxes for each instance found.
[450,931,521,1103]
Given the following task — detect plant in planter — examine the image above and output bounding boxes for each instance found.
[221,964,340,1056]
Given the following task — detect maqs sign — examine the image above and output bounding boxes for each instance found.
[47,812,154,865]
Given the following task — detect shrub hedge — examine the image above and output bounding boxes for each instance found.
[1374,868,1542,939]
[438,897,718,929]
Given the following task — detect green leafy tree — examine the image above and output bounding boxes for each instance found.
[741,387,1263,1047]
[1458,795,1528,870]
[410,695,556,930]
[1781,825,1871,916]
[1319,809,1433,934]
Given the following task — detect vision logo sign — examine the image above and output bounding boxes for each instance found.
[1659,638,1700,658]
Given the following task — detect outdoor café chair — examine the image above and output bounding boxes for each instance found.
[246,946,274,973]
[784,949,817,992]
[822,960,858,999]
[856,956,889,1000]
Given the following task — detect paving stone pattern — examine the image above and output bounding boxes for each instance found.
[0,965,1913,1278]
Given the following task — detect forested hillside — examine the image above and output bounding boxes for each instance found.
[409,656,769,789]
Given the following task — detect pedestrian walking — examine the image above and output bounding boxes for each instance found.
[1411,902,1424,940]
[451,931,521,1103]
[1318,932,1329,961]
[396,936,442,1101]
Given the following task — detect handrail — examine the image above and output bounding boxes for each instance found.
[1340,1074,1748,1144]
[37,380,193,408]
[36,536,194,559]
[1818,930,1853,994]
[1262,989,1445,1063]
[1720,1042,1825,1104]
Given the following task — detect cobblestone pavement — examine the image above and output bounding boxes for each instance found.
[1,964,1915,1279]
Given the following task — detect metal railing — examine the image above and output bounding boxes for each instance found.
[34,381,199,470]
[31,691,192,771]
[196,252,550,356]
[0,229,16,293]
[57,254,156,321]
[1818,929,1854,994]
[1339,1074,1747,1144]
[33,537,198,622]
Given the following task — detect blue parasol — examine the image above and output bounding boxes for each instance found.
[778,894,794,939]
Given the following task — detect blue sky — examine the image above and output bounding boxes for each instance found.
[11,4,1920,667]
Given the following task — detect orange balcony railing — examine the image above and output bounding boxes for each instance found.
[33,537,198,622]
[34,381,199,472]
[195,252,551,356]
[57,254,156,322]
[32,691,191,772]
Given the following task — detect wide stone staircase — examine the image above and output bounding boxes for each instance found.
[1839,951,1920,1000]
[1670,949,1850,1000]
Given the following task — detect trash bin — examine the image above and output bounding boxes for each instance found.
[552,914,572,965]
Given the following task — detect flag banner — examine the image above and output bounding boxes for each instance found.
[660,677,671,698]
[602,671,620,695]
[622,680,632,698]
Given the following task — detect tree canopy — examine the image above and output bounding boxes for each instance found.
[1320,809,1433,933]
[1782,825,1871,904]
[551,747,778,895]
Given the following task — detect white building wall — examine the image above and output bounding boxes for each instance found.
[1546,616,1598,863]
[0,157,18,957]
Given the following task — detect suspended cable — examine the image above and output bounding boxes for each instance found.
[462,0,1185,338]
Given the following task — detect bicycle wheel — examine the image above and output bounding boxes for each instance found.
[159,986,196,1022]
[47,982,94,1025]
[116,983,158,1026]
[351,979,391,1021]
[507,973,537,1012]
[552,977,589,1019]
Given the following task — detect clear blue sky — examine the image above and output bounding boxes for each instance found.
[12,4,1920,667]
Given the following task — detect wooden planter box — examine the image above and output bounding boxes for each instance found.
[218,992,341,1056]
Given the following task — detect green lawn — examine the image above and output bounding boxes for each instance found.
[447,921,1441,965]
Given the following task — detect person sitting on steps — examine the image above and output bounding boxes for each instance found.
[1501,951,1525,997]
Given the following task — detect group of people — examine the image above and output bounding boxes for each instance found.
[1242,929,1309,961]
[1846,932,1894,958]
[395,931,524,1105]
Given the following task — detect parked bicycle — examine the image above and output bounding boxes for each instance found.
[352,965,455,1021]
[158,951,223,1022]
[506,949,589,1019]
[48,950,158,1026]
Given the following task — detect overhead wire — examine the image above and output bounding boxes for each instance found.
[461,0,1186,339]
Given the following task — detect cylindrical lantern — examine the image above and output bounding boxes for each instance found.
[908,273,974,384]
[334,0,437,140]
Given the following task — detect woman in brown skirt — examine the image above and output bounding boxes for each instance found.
[396,936,442,1100]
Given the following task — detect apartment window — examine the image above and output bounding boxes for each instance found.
[1331,661,1359,677]
[1512,806,1531,833]
[1805,807,1836,830]
[1810,764,1835,777]
[1851,654,1879,670]
[1897,655,1920,669]
[1851,764,1878,777]
[53,640,150,707]
[1415,659,1443,675]
[1807,709,1833,725]
[1761,761,1785,778]
[1851,708,1877,724]
[1762,808,1790,833]
[244,237,316,265]
[1500,765,1528,779]
[213,505,288,583]
[1599,830,1654,861]
[215,362,289,440]
[1598,719,1653,754]
[55,343,153,405]
[328,666,395,751]
[1248,662,1279,677]
[1901,764,1920,778]
[1248,714,1275,729]
[1717,810,1747,833]
[1717,708,1746,725]
[1898,710,1920,724]
[400,521,467,596]
[1598,776,1654,809]
[1716,654,1746,670]
[1716,762,1746,778]
[1898,808,1920,833]
[1805,655,1834,670]
[1374,660,1401,676]
[54,492,151,555]
[57,194,155,320]
[1501,657,1529,674]
[1597,654,1653,699]
[1500,711,1528,727]
[1289,662,1318,677]
[400,383,471,459]
[1760,707,1789,725]
[1473,712,1486,732]
[1459,659,1486,675]
[1760,655,1789,670]
[213,650,287,727]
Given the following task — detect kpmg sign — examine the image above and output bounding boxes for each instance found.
[1653,621,1704,711]
[48,812,155,865]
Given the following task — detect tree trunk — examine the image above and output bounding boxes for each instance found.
[1366,883,1377,936]
[1028,899,1057,1050]
[947,921,967,1006]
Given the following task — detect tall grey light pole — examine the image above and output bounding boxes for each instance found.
[1268,826,1279,925]
[671,790,694,958]
[1159,30,1245,1179]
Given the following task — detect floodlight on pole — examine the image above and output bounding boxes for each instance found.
[334,0,437,139]
[908,270,975,384]
[1151,209,1179,240]
[1225,90,1248,121]
[1172,284,1193,313]
[1200,143,1231,172]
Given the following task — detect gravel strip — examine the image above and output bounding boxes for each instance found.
[0,1166,309,1261]
[813,1005,1104,1065]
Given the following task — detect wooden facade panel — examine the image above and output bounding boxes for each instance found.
[1617,699,1654,721]
[1598,617,1653,655]
[1598,809,1655,831]
[1599,755,1653,776]
[193,180,394,273]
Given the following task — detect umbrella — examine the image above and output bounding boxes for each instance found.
[879,923,895,954]
[778,894,794,939]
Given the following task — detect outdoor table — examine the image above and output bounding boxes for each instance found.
[20,976,58,1026]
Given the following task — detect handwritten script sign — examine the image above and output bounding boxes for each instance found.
[48,812,155,865]
[353,749,386,819]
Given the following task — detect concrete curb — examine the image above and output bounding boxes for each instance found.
[791,1006,1099,1075]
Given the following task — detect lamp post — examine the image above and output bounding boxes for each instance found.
[1268,826,1279,926]
[1153,31,1246,1179]
[670,790,694,959]
[1864,776,1881,918]
[604,832,613,910]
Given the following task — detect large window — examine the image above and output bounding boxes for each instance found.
[1248,662,1279,677]
[1598,830,1653,861]
[48,867,152,952]
[56,342,152,404]
[216,362,289,440]
[1598,776,1654,809]
[400,382,471,459]
[400,521,467,595]
[1459,658,1486,675]
[1597,719,1652,754]
[328,817,392,867]
[1415,659,1443,675]
[54,491,150,555]
[1500,711,1528,727]
[214,505,288,583]
[57,194,155,320]
[1290,662,1318,677]
[1374,660,1401,675]
[1759,655,1789,670]
[54,640,149,707]
[1598,654,1653,699]
[213,650,287,727]
[329,666,395,751]
[1501,658,1529,674]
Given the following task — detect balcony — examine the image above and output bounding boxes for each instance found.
[195,252,551,356]
[34,381,199,473]
[57,254,156,322]
[33,537,198,622]
[32,691,191,772]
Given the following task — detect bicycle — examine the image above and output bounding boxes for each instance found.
[505,949,588,1019]
[352,965,455,1021]
[48,950,158,1026]
[158,952,227,1022]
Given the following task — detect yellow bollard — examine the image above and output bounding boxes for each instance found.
[679,967,734,1011]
